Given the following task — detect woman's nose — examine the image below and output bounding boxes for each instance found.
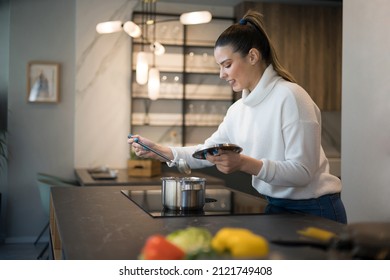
[219,68,226,79]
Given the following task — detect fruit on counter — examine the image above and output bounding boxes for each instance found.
[140,234,185,260]
[211,227,269,258]
[166,226,212,256]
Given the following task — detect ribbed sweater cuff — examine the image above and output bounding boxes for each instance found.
[258,159,276,182]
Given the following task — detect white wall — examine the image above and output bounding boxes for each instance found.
[6,0,76,242]
[342,0,390,222]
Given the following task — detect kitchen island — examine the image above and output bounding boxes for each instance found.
[50,185,347,260]
[75,168,225,186]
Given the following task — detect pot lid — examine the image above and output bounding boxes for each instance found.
[192,143,243,160]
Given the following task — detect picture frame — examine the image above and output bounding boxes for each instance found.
[27,61,60,103]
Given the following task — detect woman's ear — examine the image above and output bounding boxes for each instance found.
[248,48,261,65]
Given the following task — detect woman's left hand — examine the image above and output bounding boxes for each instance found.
[207,151,264,176]
[206,150,242,174]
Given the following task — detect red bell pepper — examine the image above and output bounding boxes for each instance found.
[141,234,185,260]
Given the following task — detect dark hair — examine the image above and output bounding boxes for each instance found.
[215,10,296,83]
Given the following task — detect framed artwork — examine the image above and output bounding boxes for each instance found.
[27,61,60,103]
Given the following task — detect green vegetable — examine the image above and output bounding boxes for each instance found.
[166,227,212,256]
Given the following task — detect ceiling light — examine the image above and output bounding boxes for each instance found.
[96,21,123,34]
[150,41,165,56]
[136,52,149,85]
[123,21,142,38]
[148,67,160,100]
[96,4,213,102]
[180,11,212,25]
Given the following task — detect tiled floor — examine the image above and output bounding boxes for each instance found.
[0,242,49,260]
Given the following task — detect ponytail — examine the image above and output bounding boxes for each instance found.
[215,10,296,83]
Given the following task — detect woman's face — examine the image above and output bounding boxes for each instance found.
[214,45,260,92]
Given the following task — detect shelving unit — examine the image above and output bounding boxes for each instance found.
[130,12,234,146]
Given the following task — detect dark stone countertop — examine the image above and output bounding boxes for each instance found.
[50,185,346,260]
[74,168,225,186]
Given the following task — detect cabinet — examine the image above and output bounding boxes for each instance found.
[130,12,234,146]
[234,2,342,111]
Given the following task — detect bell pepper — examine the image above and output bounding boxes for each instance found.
[297,227,336,242]
[211,227,269,258]
[140,234,185,260]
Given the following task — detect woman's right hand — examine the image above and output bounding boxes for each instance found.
[127,134,174,162]
[127,134,157,160]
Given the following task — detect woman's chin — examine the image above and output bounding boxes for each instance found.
[232,86,242,92]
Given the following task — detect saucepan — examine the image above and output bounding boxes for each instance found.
[161,177,206,211]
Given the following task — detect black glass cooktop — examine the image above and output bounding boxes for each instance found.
[121,188,268,218]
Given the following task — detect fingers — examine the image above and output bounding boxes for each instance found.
[132,144,150,158]
[127,133,139,144]
[205,150,227,162]
[127,134,146,148]
[127,134,144,155]
[128,134,156,159]
[206,151,241,174]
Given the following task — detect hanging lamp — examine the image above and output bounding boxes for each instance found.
[179,11,212,25]
[96,1,213,100]
[146,0,160,100]
[95,0,213,36]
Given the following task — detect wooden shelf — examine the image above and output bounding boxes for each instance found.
[131,113,182,126]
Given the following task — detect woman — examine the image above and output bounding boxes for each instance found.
[128,10,347,224]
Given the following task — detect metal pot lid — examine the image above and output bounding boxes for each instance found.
[192,143,243,160]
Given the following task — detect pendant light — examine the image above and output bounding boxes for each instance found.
[150,41,165,56]
[136,52,149,85]
[96,21,123,34]
[147,0,160,100]
[96,4,213,36]
[180,11,212,25]
[148,67,160,100]
[135,1,150,86]
[96,1,213,100]
[123,21,142,38]
[96,20,141,37]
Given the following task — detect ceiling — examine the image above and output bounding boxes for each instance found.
[158,0,342,7]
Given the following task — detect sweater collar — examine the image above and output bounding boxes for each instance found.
[242,64,281,107]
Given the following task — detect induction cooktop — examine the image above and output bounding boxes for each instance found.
[121,188,268,218]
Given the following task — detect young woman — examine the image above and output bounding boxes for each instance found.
[128,10,347,224]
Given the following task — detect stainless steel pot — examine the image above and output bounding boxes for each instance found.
[161,177,206,211]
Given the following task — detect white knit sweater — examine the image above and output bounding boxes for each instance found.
[171,65,341,199]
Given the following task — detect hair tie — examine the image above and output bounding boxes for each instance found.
[239,18,247,25]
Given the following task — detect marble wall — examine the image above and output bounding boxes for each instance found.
[73,0,234,169]
[74,0,137,168]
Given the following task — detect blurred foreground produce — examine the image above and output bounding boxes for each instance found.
[139,234,185,260]
[211,227,269,258]
[166,227,212,256]
[297,227,336,242]
[139,227,270,259]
